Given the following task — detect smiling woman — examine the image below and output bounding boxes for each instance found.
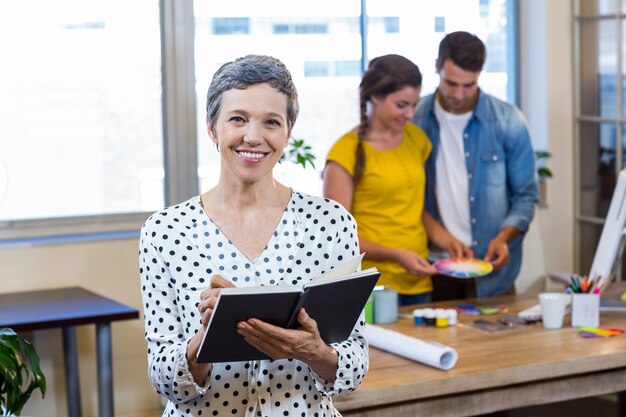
[208,83,291,186]
[139,55,368,417]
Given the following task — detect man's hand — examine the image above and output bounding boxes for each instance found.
[483,226,521,270]
[483,237,510,270]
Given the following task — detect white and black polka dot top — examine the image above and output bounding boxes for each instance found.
[139,191,369,417]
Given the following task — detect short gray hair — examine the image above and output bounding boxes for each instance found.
[205,55,299,134]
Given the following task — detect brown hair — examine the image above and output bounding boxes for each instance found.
[354,54,422,182]
[436,31,486,72]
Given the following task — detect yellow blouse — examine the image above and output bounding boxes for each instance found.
[326,123,432,295]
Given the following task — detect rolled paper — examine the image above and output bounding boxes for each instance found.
[364,324,458,370]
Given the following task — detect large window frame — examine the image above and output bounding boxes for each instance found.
[0,0,198,244]
[573,0,626,279]
[0,0,518,245]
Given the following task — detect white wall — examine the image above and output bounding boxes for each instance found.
[1,2,575,416]
[2,238,161,417]
[517,0,575,293]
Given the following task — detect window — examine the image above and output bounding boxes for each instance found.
[384,17,400,34]
[334,60,361,77]
[573,0,626,278]
[272,21,328,35]
[0,0,163,240]
[304,62,330,77]
[212,17,250,35]
[435,17,446,33]
[368,17,400,34]
[194,0,517,199]
[0,0,517,243]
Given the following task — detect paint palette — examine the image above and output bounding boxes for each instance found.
[433,258,493,279]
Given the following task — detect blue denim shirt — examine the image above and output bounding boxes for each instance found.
[413,90,538,297]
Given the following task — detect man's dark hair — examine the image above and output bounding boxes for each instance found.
[436,31,486,72]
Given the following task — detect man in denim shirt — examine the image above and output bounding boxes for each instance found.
[413,31,538,298]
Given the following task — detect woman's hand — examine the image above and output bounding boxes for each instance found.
[187,275,235,385]
[198,275,236,327]
[236,308,338,382]
[395,249,437,276]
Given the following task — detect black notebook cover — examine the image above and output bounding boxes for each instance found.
[197,254,379,363]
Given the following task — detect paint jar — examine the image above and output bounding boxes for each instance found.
[423,308,436,326]
[412,309,424,326]
[435,308,448,327]
[364,292,374,324]
[373,286,398,324]
[446,309,458,326]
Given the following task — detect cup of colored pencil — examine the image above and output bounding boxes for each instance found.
[567,274,603,294]
[569,274,601,327]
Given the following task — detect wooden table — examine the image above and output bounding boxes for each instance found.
[0,287,139,417]
[334,283,626,417]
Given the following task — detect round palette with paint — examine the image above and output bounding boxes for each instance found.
[433,258,494,279]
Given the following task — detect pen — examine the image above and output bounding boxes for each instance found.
[592,275,603,294]
[589,275,599,294]
[593,283,603,294]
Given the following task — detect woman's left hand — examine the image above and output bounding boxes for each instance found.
[236,308,338,381]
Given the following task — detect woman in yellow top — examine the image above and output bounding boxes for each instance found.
[323,54,471,305]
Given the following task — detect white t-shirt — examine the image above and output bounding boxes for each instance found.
[433,98,473,248]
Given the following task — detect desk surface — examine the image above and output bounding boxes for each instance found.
[0,286,139,331]
[335,283,626,416]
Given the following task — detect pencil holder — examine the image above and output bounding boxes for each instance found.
[571,293,600,327]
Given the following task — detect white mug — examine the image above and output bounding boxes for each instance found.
[538,292,568,329]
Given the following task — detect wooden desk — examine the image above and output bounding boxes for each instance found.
[335,284,626,417]
[0,287,139,417]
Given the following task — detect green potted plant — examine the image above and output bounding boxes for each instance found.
[535,150,553,180]
[279,137,316,169]
[535,150,552,208]
[0,328,46,416]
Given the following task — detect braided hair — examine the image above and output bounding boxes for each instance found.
[354,54,422,182]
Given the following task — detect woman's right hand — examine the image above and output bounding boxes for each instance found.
[188,275,236,382]
[198,275,236,327]
[395,249,437,276]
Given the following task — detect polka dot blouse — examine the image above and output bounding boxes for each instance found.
[139,191,369,417]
